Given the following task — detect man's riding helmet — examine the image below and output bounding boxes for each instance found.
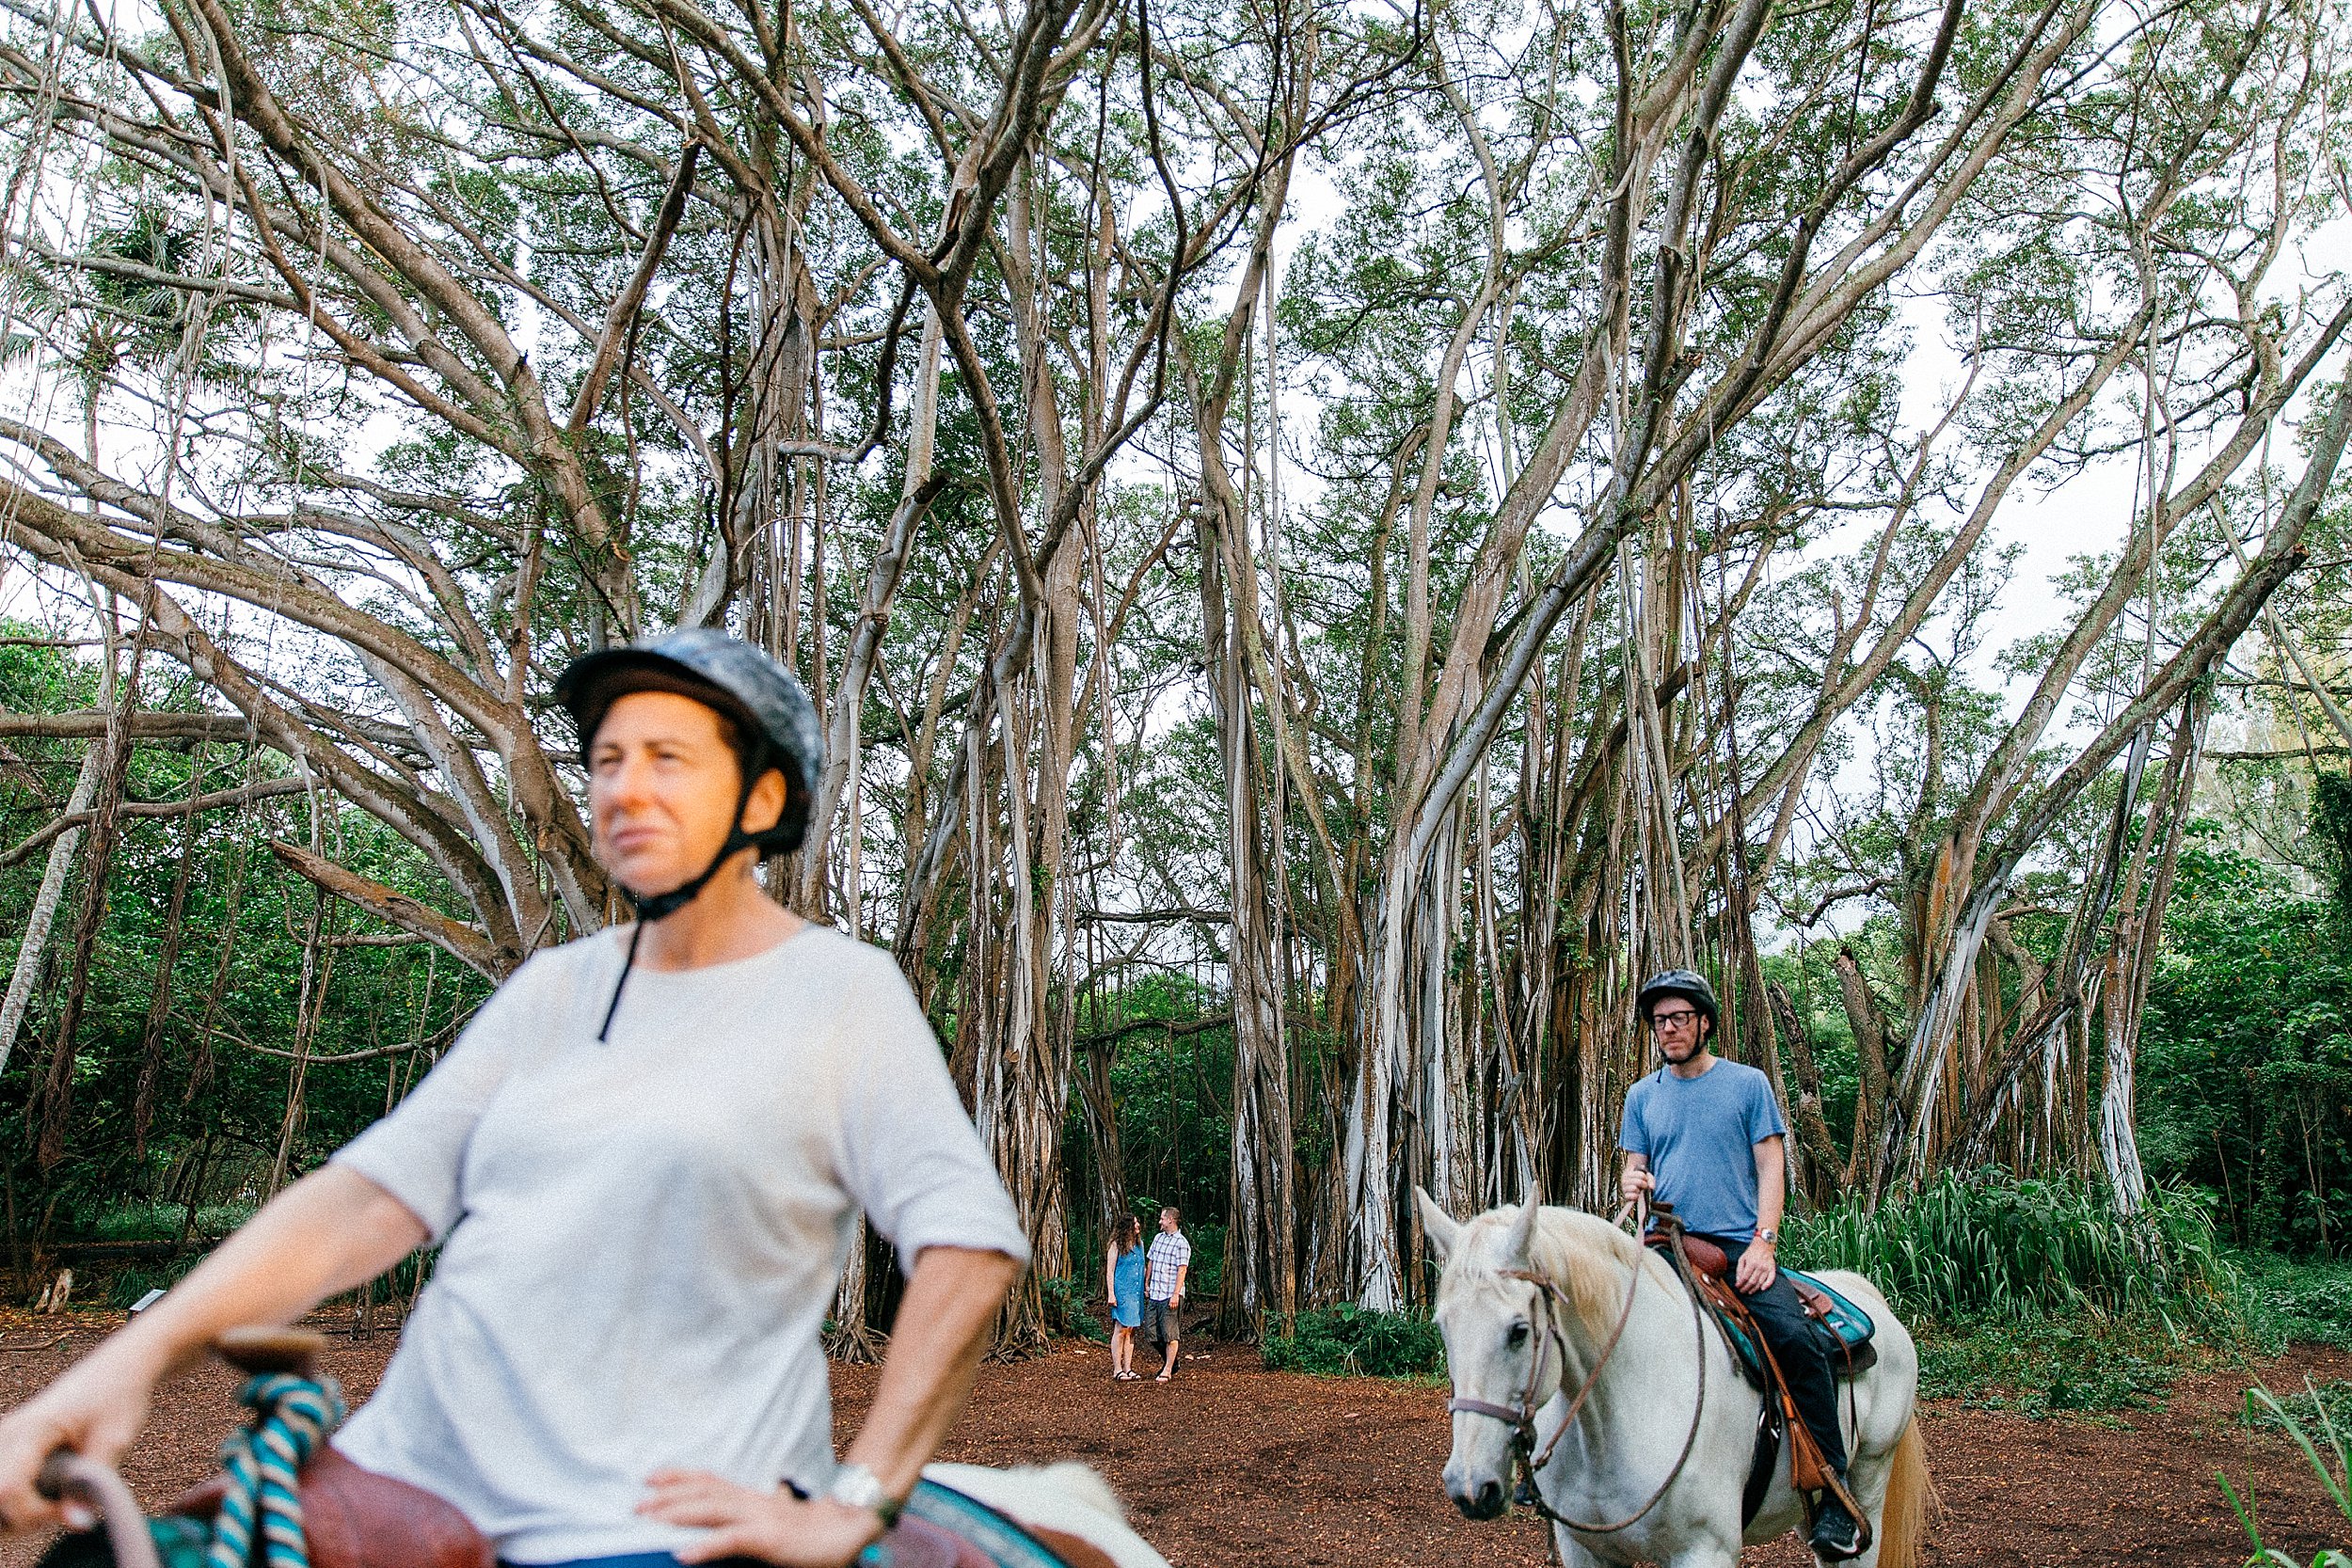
[1636,969,1720,1030]
[554,628,823,920]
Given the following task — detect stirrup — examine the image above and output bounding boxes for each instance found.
[1806,1494,1868,1562]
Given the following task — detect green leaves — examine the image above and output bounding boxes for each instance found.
[1783,1169,2233,1322]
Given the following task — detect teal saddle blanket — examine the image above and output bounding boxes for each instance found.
[1718,1270,1880,1388]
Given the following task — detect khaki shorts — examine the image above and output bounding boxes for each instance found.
[1142,1296,1181,1350]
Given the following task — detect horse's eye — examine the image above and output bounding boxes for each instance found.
[1507,1322,1530,1349]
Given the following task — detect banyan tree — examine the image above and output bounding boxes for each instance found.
[0,0,2346,1330]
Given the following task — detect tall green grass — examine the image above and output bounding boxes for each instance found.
[2222,1382,2352,1567]
[1783,1170,2234,1324]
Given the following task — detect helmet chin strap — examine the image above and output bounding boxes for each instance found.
[596,761,770,1044]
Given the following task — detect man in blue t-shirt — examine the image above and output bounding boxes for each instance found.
[1619,969,1861,1560]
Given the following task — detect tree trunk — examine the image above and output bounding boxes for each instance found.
[0,743,103,1075]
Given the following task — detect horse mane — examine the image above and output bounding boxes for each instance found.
[1438,1204,1666,1339]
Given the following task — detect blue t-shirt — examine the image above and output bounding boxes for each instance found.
[1617,1058,1789,1243]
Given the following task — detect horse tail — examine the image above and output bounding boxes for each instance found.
[1875,1418,1937,1568]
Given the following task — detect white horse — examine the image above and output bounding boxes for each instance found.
[1416,1190,1933,1568]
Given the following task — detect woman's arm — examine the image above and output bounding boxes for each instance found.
[0,1165,428,1533]
[1104,1244,1119,1308]
[642,1244,1021,1567]
[840,1245,1021,1495]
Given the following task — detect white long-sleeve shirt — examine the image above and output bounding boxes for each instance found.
[329,925,1028,1563]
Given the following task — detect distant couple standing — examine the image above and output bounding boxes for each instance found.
[1104,1208,1189,1383]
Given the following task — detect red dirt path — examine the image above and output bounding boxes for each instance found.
[1,1312,2344,1566]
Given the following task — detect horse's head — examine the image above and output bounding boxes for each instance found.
[1418,1186,1554,1521]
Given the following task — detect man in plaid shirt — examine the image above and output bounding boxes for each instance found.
[1142,1207,1190,1383]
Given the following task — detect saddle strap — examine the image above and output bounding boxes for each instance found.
[1739,1315,1874,1560]
[1741,1407,1780,1530]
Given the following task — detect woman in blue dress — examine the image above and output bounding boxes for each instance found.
[1104,1217,1147,1380]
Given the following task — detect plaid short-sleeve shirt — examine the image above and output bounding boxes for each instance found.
[1145,1230,1191,1299]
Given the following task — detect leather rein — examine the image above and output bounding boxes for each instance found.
[1445,1209,1709,1537]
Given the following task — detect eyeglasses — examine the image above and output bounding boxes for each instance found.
[1648,1009,1703,1032]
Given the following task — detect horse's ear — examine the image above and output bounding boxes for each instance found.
[1502,1183,1542,1267]
[1414,1186,1461,1260]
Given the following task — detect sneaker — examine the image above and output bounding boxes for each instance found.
[1808,1494,1865,1560]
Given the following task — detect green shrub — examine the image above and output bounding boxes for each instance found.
[1784,1170,2236,1324]
[1262,1306,1443,1379]
[105,1258,201,1309]
[1915,1317,2181,1418]
[79,1201,253,1243]
[2233,1252,2352,1354]
[1041,1276,1107,1344]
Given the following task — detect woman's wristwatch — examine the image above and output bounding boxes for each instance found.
[828,1464,904,1529]
[1755,1227,1778,1245]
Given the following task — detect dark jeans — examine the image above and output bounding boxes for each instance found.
[1694,1233,1849,1479]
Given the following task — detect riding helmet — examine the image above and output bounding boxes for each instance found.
[554,628,824,858]
[1636,968,1720,1029]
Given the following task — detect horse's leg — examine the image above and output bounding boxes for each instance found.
[1549,1522,1607,1568]
[1657,1532,1742,1568]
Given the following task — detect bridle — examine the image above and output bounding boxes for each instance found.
[1444,1204,1709,1538]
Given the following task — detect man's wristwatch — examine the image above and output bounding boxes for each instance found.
[828,1463,903,1528]
[1755,1227,1778,1245]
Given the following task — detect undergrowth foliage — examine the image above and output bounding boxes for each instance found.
[1784,1171,2232,1323]
[1261,1306,1445,1379]
[2234,1255,2352,1354]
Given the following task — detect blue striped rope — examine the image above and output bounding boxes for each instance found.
[203,1374,345,1568]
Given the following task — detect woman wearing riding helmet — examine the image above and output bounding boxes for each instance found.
[0,630,1030,1568]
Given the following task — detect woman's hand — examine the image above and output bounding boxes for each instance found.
[0,1165,425,1538]
[0,1340,165,1534]
[640,1469,883,1568]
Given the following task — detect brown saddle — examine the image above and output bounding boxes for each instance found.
[168,1448,491,1568]
[168,1330,1114,1568]
[1653,1234,1844,1323]
[170,1459,1115,1568]
[1642,1227,1872,1558]
[158,1330,492,1568]
[880,1518,1117,1568]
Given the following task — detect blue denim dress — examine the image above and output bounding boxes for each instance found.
[1110,1245,1146,1327]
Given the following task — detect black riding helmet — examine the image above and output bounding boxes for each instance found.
[1636,969,1720,1030]
[553,628,824,1039]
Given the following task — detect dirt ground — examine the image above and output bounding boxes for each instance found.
[0,1310,2344,1567]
